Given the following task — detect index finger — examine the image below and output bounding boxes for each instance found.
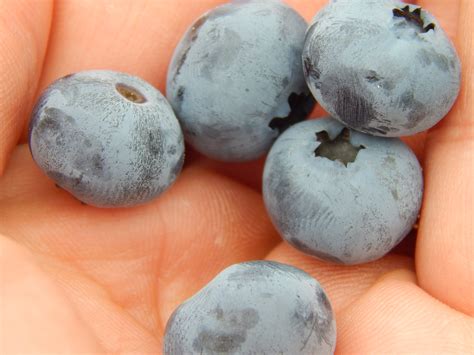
[416,0,473,316]
[0,0,52,175]
[35,0,230,94]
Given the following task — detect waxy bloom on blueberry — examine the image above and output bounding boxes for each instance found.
[263,118,423,264]
[29,70,185,208]
[164,261,336,355]
[167,0,314,162]
[303,0,461,136]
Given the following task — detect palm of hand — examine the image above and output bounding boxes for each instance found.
[0,0,472,353]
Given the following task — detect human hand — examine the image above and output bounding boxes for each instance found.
[0,0,472,353]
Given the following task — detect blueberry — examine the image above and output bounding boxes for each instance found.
[302,0,461,137]
[167,0,315,162]
[263,118,423,264]
[29,70,185,208]
[164,261,336,355]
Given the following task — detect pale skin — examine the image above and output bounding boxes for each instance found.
[0,0,472,353]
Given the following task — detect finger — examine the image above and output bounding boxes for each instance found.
[416,0,474,316]
[285,0,327,21]
[336,270,473,353]
[0,0,52,175]
[35,0,227,94]
[266,243,414,314]
[419,0,460,41]
[0,234,102,353]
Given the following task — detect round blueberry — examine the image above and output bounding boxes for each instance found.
[302,0,461,137]
[29,70,185,208]
[164,261,336,355]
[167,0,315,162]
[263,118,423,264]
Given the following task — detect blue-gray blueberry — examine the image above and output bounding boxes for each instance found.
[29,70,185,208]
[263,118,423,265]
[164,261,336,355]
[302,0,461,137]
[167,0,315,162]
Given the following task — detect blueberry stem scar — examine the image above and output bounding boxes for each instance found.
[115,83,147,103]
[269,93,316,133]
[314,128,365,167]
[392,6,435,33]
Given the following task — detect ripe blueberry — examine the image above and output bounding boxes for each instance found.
[167,0,314,162]
[29,70,185,208]
[302,0,461,136]
[164,261,336,355]
[263,118,423,264]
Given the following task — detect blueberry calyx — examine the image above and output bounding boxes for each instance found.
[269,92,316,133]
[392,6,435,33]
[314,128,365,167]
[115,83,146,103]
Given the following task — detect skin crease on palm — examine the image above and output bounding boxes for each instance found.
[0,0,472,353]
